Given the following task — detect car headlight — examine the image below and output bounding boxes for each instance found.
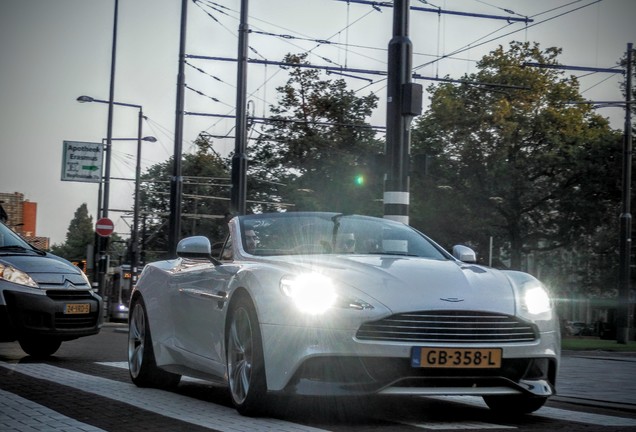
[280,273,337,314]
[523,285,551,315]
[0,262,38,288]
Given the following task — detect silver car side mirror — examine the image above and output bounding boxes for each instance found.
[177,236,213,260]
[452,245,477,263]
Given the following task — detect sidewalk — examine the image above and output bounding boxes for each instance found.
[556,350,636,411]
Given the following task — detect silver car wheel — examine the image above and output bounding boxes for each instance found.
[228,306,253,405]
[128,302,146,379]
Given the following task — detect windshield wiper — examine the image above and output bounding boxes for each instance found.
[0,245,46,256]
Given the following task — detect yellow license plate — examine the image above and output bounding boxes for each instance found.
[65,303,90,314]
[412,347,502,369]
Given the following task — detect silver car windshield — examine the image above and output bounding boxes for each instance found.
[239,213,449,259]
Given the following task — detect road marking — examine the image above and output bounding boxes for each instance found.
[99,362,636,428]
[4,361,636,430]
[0,388,107,432]
[0,361,326,432]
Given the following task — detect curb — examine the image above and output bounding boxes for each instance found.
[552,395,636,414]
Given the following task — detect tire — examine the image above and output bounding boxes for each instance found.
[483,395,548,414]
[128,296,181,389]
[18,338,62,358]
[226,294,268,416]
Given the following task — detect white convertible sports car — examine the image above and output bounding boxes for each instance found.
[128,212,560,416]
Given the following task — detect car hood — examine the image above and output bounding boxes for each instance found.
[0,254,88,287]
[264,254,517,315]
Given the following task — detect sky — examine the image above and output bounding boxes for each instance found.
[0,0,634,246]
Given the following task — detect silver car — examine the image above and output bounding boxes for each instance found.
[128,212,560,416]
[0,221,102,357]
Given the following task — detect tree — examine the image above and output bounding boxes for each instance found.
[50,203,94,260]
[411,42,622,272]
[249,53,384,215]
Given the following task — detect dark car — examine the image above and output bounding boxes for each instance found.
[0,221,102,357]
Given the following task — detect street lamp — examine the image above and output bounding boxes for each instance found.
[77,95,148,289]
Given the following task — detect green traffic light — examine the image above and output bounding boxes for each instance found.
[354,175,365,186]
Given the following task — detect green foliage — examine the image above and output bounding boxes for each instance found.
[50,203,94,260]
[249,53,384,216]
[411,42,621,278]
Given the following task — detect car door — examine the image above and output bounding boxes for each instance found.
[170,261,233,373]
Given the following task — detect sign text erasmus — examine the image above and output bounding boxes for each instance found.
[61,141,103,183]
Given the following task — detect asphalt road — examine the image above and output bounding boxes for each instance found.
[1,323,636,432]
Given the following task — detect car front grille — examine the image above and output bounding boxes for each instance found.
[356,310,537,343]
[46,290,94,301]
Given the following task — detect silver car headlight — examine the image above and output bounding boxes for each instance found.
[522,285,552,315]
[0,262,38,288]
[280,272,337,314]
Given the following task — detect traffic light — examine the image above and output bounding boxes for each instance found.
[354,174,365,186]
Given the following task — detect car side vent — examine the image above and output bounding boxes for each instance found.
[356,310,537,343]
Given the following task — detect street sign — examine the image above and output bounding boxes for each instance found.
[95,218,115,237]
[61,141,103,183]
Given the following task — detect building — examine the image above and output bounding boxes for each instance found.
[0,192,50,249]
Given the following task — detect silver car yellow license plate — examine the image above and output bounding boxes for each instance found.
[411,347,502,368]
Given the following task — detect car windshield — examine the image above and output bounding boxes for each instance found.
[0,222,34,250]
[238,213,449,260]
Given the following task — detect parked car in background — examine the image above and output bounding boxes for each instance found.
[0,221,102,357]
[566,321,595,336]
[128,212,560,416]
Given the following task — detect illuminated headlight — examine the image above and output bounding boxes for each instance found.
[0,263,38,288]
[523,286,551,315]
[118,304,129,312]
[280,273,337,314]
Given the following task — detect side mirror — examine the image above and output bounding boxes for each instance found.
[452,245,477,263]
[177,236,213,260]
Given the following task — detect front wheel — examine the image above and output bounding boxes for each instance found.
[483,395,548,415]
[18,338,62,358]
[226,294,268,416]
[128,296,180,389]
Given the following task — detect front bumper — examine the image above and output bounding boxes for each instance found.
[0,288,102,342]
[261,323,559,398]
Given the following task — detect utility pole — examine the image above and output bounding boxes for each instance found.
[384,0,422,225]
[618,42,633,344]
[168,0,189,258]
[231,0,249,216]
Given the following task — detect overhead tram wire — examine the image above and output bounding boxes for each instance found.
[352,0,604,94]
[412,0,603,72]
[334,0,533,23]
[190,0,534,139]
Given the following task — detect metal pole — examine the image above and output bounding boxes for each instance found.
[384,0,418,225]
[618,42,633,344]
[231,0,249,215]
[99,0,118,300]
[168,0,188,258]
[131,108,143,285]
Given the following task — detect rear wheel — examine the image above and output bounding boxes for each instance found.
[226,294,268,416]
[483,395,548,414]
[18,338,62,358]
[128,296,180,389]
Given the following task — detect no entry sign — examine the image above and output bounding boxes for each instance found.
[95,218,115,237]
